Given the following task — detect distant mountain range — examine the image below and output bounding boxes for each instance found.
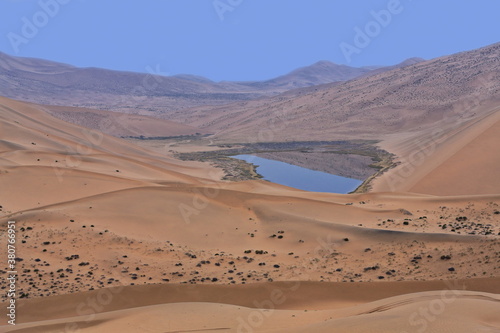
[0,51,423,115]
[169,43,500,144]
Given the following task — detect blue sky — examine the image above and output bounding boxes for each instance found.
[1,0,499,81]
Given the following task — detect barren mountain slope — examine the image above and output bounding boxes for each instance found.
[39,104,208,138]
[0,52,406,115]
[171,42,500,144]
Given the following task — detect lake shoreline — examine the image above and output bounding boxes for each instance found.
[232,154,364,194]
[173,140,395,193]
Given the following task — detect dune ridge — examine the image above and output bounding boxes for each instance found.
[0,94,499,332]
[4,289,500,332]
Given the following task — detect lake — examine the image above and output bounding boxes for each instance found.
[232,154,363,194]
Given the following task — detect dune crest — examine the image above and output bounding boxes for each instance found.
[0,91,499,332]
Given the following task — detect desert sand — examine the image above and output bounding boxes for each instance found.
[373,104,500,195]
[0,91,499,332]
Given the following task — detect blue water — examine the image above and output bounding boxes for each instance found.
[232,155,363,194]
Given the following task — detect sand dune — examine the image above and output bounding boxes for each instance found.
[0,95,498,332]
[5,287,500,332]
[374,104,500,195]
[11,278,500,322]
